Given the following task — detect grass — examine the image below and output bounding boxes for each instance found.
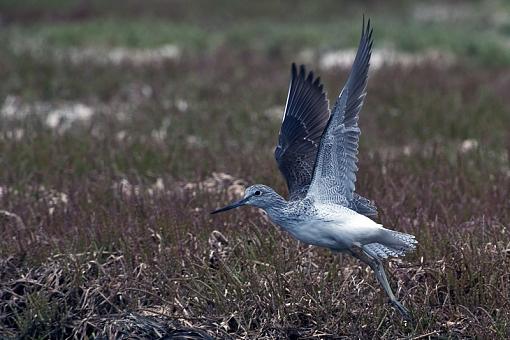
[4,17,510,66]
[1,0,510,338]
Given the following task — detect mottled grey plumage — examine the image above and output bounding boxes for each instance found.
[212,18,417,321]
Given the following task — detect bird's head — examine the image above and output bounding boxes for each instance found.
[211,184,283,214]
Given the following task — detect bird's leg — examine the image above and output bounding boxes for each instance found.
[350,245,413,321]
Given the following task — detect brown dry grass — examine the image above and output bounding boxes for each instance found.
[1,137,509,338]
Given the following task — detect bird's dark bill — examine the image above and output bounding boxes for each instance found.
[210,198,246,214]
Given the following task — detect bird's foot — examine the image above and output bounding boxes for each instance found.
[391,299,414,322]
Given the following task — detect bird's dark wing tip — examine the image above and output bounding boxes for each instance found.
[364,17,373,40]
[290,64,327,96]
[291,62,297,78]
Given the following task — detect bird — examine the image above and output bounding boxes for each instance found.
[211,18,417,320]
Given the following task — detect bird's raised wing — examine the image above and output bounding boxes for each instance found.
[306,19,374,207]
[274,64,330,201]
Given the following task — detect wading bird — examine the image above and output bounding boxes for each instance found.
[211,18,416,320]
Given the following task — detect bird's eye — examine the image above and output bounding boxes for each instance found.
[254,190,262,196]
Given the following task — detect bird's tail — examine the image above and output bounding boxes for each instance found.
[364,230,417,259]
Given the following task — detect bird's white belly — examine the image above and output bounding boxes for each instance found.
[279,209,383,251]
[285,220,347,249]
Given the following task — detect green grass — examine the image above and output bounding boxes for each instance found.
[6,19,215,50]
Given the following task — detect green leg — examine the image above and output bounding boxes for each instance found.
[350,245,413,321]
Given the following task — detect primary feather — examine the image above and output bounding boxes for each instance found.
[275,64,329,201]
[275,19,376,216]
[306,18,373,206]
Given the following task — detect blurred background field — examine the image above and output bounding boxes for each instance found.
[0,0,509,338]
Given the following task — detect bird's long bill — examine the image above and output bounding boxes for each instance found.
[210,197,248,214]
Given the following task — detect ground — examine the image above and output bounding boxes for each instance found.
[0,0,509,338]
